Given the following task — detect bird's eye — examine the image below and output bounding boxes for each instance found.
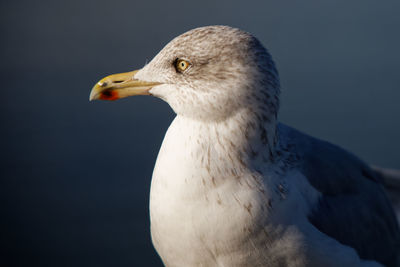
[175,59,191,73]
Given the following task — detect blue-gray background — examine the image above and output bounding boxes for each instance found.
[1,0,399,266]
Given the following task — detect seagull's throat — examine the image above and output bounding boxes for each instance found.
[179,108,278,176]
[151,107,279,209]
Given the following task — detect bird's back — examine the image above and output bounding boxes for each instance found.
[279,123,400,267]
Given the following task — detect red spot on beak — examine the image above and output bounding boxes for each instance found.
[100,90,119,101]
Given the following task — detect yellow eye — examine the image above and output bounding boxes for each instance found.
[175,59,190,72]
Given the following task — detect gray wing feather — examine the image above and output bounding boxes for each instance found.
[279,124,400,267]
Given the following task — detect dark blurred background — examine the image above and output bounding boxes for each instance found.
[1,0,399,266]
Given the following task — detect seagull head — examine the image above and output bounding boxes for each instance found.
[90,25,280,122]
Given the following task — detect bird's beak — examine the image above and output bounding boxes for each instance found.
[89,70,161,101]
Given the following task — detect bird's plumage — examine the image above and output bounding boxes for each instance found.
[280,123,400,266]
[91,25,400,267]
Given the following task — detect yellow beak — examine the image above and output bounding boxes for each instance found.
[89,70,161,101]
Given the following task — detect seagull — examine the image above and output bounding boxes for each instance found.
[89,26,400,267]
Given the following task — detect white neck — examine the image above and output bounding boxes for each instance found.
[149,107,278,211]
[171,108,278,177]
